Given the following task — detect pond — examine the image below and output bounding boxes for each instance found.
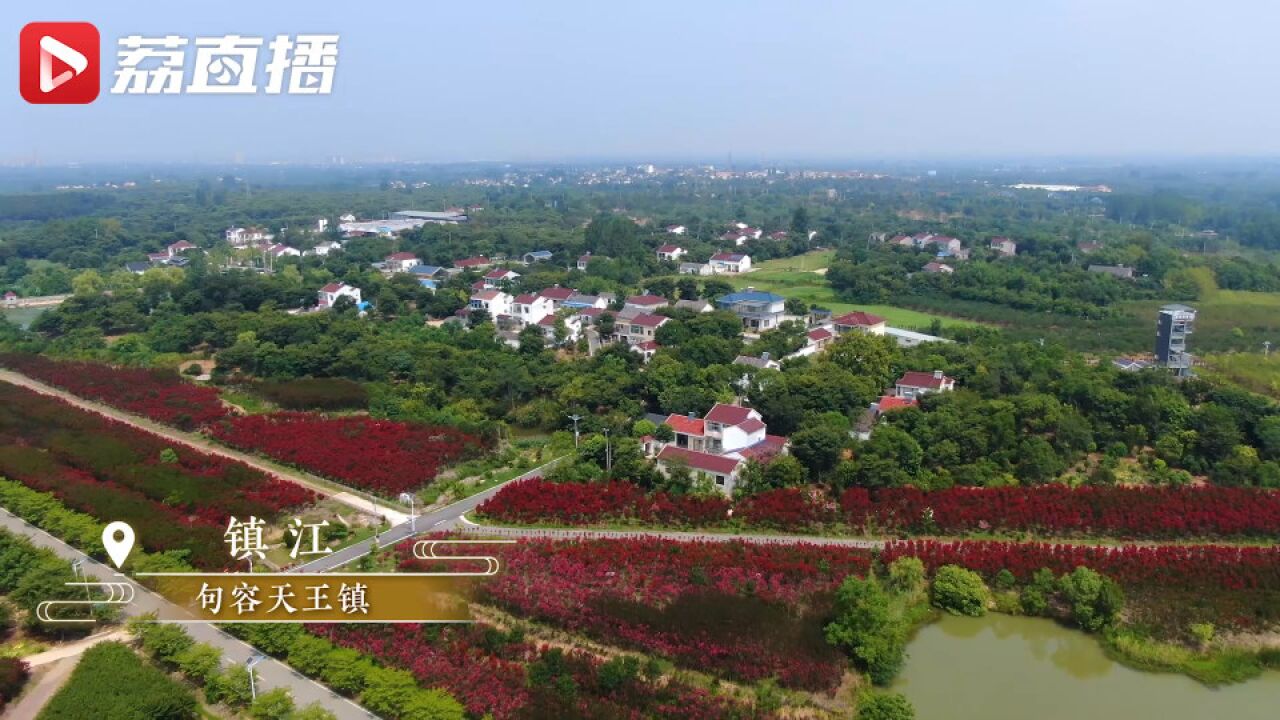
[1,306,47,329]
[894,613,1280,720]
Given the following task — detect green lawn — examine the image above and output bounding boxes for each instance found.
[729,251,982,329]
[1199,352,1280,399]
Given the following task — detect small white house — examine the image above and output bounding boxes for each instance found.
[679,262,713,276]
[318,282,362,309]
[385,252,421,273]
[470,290,513,318]
[656,244,686,262]
[709,253,751,273]
[512,293,555,326]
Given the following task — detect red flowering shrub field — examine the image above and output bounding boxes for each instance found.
[209,413,481,496]
[0,353,228,430]
[480,478,1280,540]
[0,383,314,568]
[402,536,875,692]
[310,623,768,720]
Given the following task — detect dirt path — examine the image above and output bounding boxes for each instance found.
[4,657,76,719]
[0,369,407,525]
[22,630,126,668]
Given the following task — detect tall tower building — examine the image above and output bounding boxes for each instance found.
[1155,303,1196,376]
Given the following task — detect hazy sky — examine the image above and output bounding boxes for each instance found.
[5,0,1280,164]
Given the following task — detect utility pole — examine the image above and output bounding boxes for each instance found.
[603,428,612,475]
[567,414,583,448]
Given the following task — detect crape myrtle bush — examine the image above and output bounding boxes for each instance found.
[402,536,875,692]
[308,623,768,720]
[0,353,228,430]
[210,413,482,496]
[0,383,314,568]
[0,657,27,709]
[480,478,1280,539]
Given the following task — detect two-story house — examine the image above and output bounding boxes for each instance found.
[656,244,686,262]
[384,252,420,272]
[616,312,668,345]
[717,289,785,331]
[537,286,577,308]
[511,293,554,326]
[894,370,956,400]
[317,282,362,309]
[482,268,521,287]
[470,290,513,318]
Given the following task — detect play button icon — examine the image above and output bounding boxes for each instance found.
[20,22,100,104]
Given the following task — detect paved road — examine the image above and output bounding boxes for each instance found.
[293,457,567,573]
[455,521,887,548]
[0,509,377,720]
[0,370,407,525]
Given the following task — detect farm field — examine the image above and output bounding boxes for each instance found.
[1200,352,1280,399]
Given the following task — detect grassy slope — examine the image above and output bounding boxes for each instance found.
[726,251,982,329]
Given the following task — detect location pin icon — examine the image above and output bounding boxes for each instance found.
[102,521,135,569]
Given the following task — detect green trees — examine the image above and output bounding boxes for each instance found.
[930,565,989,617]
[856,691,916,720]
[38,642,197,720]
[1058,566,1125,632]
[824,576,906,686]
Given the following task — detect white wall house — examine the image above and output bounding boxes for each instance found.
[709,253,751,273]
[470,290,513,318]
[511,293,554,326]
[318,282,362,309]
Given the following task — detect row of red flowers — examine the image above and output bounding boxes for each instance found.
[0,353,228,430]
[208,413,482,496]
[479,478,1280,539]
[401,536,873,692]
[310,623,768,720]
[0,383,314,568]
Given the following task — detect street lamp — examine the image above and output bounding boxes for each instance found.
[70,559,90,600]
[603,428,612,475]
[246,654,266,702]
[567,414,583,448]
[399,492,417,533]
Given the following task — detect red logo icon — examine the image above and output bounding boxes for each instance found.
[19,22,100,104]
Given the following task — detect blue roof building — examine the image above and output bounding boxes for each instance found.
[717,290,787,332]
[523,250,554,263]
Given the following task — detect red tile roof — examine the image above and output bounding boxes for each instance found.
[710,252,747,262]
[664,414,705,436]
[537,315,558,326]
[319,282,344,293]
[737,434,788,461]
[386,252,417,261]
[628,312,668,328]
[484,268,516,279]
[657,446,740,475]
[626,294,667,306]
[578,307,604,317]
[538,287,575,301]
[454,256,489,267]
[808,328,833,342]
[897,371,953,389]
[513,293,539,304]
[737,417,767,434]
[657,244,682,253]
[833,311,886,327]
[636,340,659,351]
[876,395,917,412]
[704,403,756,426]
[473,289,502,301]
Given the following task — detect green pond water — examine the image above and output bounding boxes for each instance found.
[1,306,46,329]
[894,614,1280,720]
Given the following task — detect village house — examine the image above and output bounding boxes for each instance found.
[482,268,521,287]
[577,253,594,271]
[317,282,362,309]
[624,294,669,312]
[629,340,661,363]
[615,312,669,345]
[511,293,554,326]
[564,292,609,310]
[832,310,887,335]
[720,230,750,246]
[537,286,577,309]
[539,313,583,344]
[523,250,553,264]
[768,230,788,241]
[656,244,686,262]
[655,447,743,493]
[894,370,956,400]
[679,262,713,276]
[922,261,954,274]
[3,291,18,307]
[454,256,492,271]
[267,244,301,260]
[124,261,151,275]
[665,224,687,235]
[673,299,713,313]
[1088,264,1135,280]
[167,240,199,257]
[469,289,513,318]
[225,227,270,246]
[717,289,785,331]
[384,252,420,272]
[310,241,343,257]
[989,237,1017,257]
[709,252,752,273]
